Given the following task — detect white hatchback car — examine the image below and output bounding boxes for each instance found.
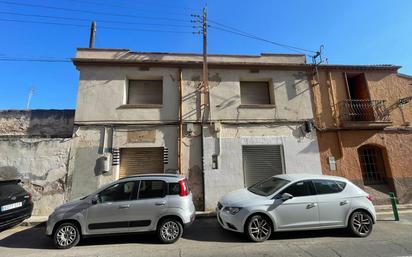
[217,174,376,242]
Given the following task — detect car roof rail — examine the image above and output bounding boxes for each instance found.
[118,173,181,180]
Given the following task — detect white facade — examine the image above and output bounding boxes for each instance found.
[203,124,321,210]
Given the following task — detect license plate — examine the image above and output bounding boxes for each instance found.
[1,202,23,212]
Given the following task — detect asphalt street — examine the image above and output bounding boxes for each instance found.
[0,212,411,257]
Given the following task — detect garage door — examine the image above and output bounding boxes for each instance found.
[242,145,284,187]
[119,147,164,177]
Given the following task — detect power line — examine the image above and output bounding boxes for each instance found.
[208,19,317,55]
[66,0,199,17]
[0,0,192,23]
[0,11,194,28]
[0,18,195,34]
[0,57,71,62]
[0,18,88,28]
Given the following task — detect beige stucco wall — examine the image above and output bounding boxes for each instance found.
[68,125,179,199]
[71,50,317,210]
[75,66,180,122]
[182,69,313,122]
[76,66,313,123]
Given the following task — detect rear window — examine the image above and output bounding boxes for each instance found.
[138,180,166,199]
[168,183,180,195]
[0,183,25,198]
[168,179,191,195]
[313,179,346,194]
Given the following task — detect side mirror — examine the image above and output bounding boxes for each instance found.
[281,193,293,201]
[91,196,98,205]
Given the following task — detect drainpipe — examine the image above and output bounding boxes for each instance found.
[328,71,344,158]
[328,71,339,127]
[200,124,205,211]
[310,66,322,128]
[178,68,183,174]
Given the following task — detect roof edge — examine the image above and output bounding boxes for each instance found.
[76,48,305,58]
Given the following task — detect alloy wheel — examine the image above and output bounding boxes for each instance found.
[160,221,180,242]
[56,225,77,247]
[248,215,271,242]
[352,212,372,236]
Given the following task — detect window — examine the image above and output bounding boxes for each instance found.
[240,81,271,105]
[358,145,387,185]
[313,180,345,194]
[345,73,369,101]
[98,181,136,203]
[168,183,180,195]
[279,180,315,197]
[0,183,24,198]
[138,180,166,199]
[127,80,162,105]
[248,177,290,196]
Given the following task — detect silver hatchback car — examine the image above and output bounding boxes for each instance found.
[217,174,376,242]
[46,174,196,249]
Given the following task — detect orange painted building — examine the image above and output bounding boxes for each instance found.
[311,65,412,204]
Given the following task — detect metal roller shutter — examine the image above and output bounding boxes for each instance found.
[242,145,284,187]
[119,147,164,178]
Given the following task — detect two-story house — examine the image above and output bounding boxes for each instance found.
[68,48,322,210]
[311,65,412,203]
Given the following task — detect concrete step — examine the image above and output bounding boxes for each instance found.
[363,184,394,205]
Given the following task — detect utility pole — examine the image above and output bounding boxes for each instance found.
[201,6,209,122]
[89,21,96,48]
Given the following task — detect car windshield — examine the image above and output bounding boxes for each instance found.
[248,177,290,196]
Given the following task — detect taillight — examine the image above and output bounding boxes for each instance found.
[367,194,374,201]
[179,180,189,197]
[25,192,32,201]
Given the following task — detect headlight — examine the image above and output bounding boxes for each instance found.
[223,207,242,215]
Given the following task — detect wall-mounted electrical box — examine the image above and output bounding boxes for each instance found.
[186,123,194,135]
[212,154,218,169]
[328,156,336,171]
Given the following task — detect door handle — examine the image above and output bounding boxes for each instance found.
[306,203,317,209]
[155,202,166,206]
[119,204,130,209]
[340,200,349,206]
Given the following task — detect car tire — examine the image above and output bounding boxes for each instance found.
[157,218,183,244]
[348,211,373,237]
[246,214,272,242]
[53,222,81,249]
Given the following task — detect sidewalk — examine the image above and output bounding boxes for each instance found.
[21,204,412,227]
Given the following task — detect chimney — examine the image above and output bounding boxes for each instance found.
[89,21,96,48]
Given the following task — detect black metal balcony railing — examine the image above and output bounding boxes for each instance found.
[339,99,390,122]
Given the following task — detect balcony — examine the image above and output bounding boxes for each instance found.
[338,99,392,128]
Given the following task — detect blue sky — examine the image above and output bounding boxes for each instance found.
[0,0,411,109]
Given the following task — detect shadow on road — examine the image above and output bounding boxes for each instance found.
[183,218,352,242]
[183,218,249,243]
[0,218,358,250]
[0,224,54,249]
